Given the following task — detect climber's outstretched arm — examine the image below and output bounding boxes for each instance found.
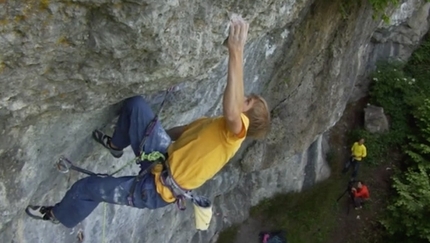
[222,18,249,135]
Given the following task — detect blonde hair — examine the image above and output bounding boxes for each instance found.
[245,93,271,139]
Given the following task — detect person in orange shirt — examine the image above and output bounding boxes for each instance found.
[25,18,271,229]
[351,180,370,209]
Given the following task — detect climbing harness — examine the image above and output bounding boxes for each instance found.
[160,159,211,210]
[55,86,211,233]
[125,157,162,207]
[125,153,211,210]
[55,86,209,208]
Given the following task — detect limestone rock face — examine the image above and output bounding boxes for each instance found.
[364,105,390,133]
[0,0,428,242]
[351,0,430,101]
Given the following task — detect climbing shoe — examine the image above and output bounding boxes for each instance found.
[25,205,60,224]
[92,129,123,158]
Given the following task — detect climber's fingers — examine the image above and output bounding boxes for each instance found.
[227,16,249,51]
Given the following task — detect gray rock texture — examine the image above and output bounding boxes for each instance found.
[0,0,428,242]
[351,0,430,101]
[364,104,390,133]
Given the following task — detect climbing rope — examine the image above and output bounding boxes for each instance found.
[102,202,107,243]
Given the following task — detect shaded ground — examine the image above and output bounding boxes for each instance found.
[328,97,395,243]
[218,97,395,243]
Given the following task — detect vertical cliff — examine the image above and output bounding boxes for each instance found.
[0,0,428,242]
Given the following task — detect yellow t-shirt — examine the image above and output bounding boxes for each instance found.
[351,142,367,161]
[152,114,250,203]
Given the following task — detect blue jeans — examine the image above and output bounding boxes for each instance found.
[52,174,169,228]
[353,196,365,208]
[52,96,172,228]
[343,157,360,178]
[111,95,171,156]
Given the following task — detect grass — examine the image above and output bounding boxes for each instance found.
[341,164,392,243]
[216,151,348,243]
[249,175,346,243]
[217,225,240,243]
[240,148,348,243]
[217,139,391,243]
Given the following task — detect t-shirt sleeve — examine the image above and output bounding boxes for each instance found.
[355,187,370,199]
[224,113,250,142]
[363,186,370,198]
[362,146,367,158]
[351,142,356,152]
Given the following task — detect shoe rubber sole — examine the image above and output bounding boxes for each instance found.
[92,129,123,158]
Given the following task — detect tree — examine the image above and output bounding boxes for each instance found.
[384,99,430,241]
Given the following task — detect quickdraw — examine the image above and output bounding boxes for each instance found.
[56,156,110,177]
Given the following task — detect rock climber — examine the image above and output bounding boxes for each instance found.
[342,138,367,179]
[350,180,369,209]
[25,17,271,229]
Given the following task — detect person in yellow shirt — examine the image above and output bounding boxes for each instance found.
[26,18,271,229]
[342,138,367,179]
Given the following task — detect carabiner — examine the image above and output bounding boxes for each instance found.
[56,156,70,174]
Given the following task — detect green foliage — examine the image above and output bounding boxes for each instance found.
[348,129,390,166]
[245,161,389,243]
[348,62,422,167]
[40,0,50,10]
[339,0,402,23]
[383,164,430,242]
[369,36,430,144]
[407,100,430,166]
[370,62,416,107]
[378,37,430,241]
[249,178,344,243]
[369,62,419,144]
[339,0,361,20]
[370,0,399,18]
[383,100,430,241]
[217,37,430,243]
[407,37,430,66]
[405,39,430,99]
[217,225,239,243]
